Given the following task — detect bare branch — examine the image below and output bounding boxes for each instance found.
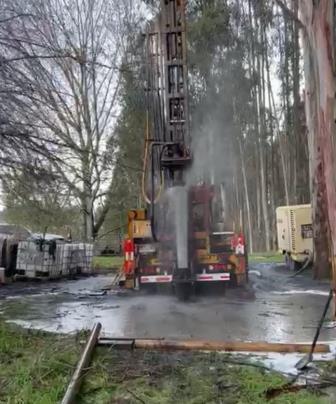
[0,13,35,24]
[0,0,144,240]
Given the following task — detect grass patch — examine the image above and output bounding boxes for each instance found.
[0,321,331,403]
[92,255,123,270]
[82,350,328,404]
[92,253,284,270]
[249,251,284,264]
[0,322,82,403]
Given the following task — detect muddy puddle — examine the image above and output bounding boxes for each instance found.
[0,264,334,346]
[2,263,336,378]
[1,263,336,386]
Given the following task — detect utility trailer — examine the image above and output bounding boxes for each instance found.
[276,204,313,270]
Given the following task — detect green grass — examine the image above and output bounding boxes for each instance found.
[92,255,123,270]
[0,321,331,403]
[249,251,284,264]
[81,350,328,404]
[92,252,284,270]
[0,322,82,403]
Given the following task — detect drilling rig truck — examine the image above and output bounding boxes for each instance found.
[120,0,248,300]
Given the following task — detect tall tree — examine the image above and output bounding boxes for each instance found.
[185,0,310,252]
[100,64,146,238]
[2,167,82,236]
[276,0,335,280]
[0,0,142,240]
[299,1,336,281]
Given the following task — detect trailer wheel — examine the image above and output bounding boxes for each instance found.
[286,254,301,271]
[175,282,192,301]
[291,259,302,272]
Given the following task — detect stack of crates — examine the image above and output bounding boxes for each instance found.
[16,240,93,279]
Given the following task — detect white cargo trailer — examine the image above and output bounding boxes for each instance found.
[276,204,313,270]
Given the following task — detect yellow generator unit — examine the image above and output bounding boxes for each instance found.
[276,204,313,270]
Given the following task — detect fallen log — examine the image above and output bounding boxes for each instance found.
[135,339,330,353]
[98,338,330,353]
[62,323,102,404]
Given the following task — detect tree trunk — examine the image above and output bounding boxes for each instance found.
[275,11,290,205]
[300,1,335,281]
[283,15,294,202]
[256,13,270,251]
[292,0,301,204]
[258,138,271,251]
[82,157,94,242]
[82,195,94,242]
[239,139,253,253]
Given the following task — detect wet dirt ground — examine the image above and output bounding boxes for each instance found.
[0,263,334,344]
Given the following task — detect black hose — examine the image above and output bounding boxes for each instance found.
[290,251,313,278]
[149,143,176,242]
[309,289,333,356]
[296,288,333,370]
[151,145,158,242]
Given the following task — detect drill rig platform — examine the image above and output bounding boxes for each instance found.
[119,0,248,300]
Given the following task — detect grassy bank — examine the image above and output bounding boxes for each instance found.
[0,321,329,403]
[92,256,123,271]
[249,251,284,264]
[93,252,284,270]
[0,322,81,403]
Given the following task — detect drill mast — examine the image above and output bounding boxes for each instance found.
[146,0,191,185]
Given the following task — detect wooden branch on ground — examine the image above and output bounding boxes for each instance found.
[61,323,102,404]
[98,338,330,354]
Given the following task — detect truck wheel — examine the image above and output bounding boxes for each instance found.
[175,282,192,301]
[230,274,237,288]
[230,273,247,287]
[141,284,157,294]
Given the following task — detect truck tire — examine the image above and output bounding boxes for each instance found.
[141,283,157,294]
[175,282,192,301]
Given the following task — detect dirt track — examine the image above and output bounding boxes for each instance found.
[0,262,334,343]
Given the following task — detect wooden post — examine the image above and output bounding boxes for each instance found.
[62,323,102,404]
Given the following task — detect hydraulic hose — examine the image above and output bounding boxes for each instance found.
[141,110,164,205]
[151,145,158,242]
